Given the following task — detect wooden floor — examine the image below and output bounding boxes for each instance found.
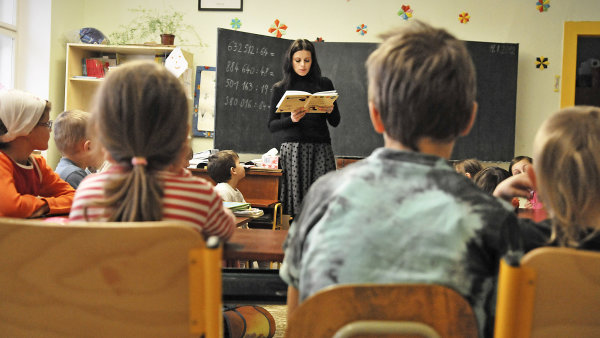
[261,305,287,337]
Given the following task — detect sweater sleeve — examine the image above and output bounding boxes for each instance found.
[321,77,341,127]
[268,84,295,132]
[0,154,46,217]
[35,156,76,215]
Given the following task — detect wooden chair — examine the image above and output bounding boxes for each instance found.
[0,217,223,337]
[286,284,478,338]
[495,247,600,338]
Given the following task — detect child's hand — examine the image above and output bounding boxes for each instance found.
[493,173,533,202]
[291,107,307,122]
[30,201,50,218]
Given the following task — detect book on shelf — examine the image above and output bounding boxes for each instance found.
[275,90,338,113]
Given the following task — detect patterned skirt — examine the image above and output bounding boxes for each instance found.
[279,142,336,216]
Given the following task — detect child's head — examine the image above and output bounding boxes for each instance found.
[54,109,104,169]
[207,150,245,184]
[508,155,532,176]
[473,166,510,195]
[365,20,477,151]
[0,89,51,151]
[532,106,600,245]
[454,158,483,179]
[89,60,189,221]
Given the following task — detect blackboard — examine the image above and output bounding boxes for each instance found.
[215,28,518,161]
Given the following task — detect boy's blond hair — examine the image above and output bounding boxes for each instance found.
[534,106,600,246]
[53,109,89,156]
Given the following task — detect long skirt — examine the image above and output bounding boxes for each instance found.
[279,142,336,216]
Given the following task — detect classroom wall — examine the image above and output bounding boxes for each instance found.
[46,0,600,165]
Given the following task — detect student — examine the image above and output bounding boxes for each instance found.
[473,166,511,195]
[508,155,542,209]
[454,158,483,179]
[268,39,341,217]
[279,21,519,337]
[53,109,104,189]
[207,150,246,203]
[0,89,75,218]
[495,106,600,249]
[69,61,235,240]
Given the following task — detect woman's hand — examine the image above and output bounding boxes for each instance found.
[291,107,307,122]
[317,105,334,113]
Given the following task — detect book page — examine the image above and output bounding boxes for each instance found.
[276,94,311,112]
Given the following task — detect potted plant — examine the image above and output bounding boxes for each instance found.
[109,7,200,46]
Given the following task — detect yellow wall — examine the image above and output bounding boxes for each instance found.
[48,0,600,163]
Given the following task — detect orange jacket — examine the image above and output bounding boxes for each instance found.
[0,153,75,217]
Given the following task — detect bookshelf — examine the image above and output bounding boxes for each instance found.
[64,43,193,111]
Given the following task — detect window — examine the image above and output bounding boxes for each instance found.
[0,0,17,89]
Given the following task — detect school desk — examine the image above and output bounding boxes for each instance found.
[517,208,548,223]
[224,228,287,262]
[190,168,282,208]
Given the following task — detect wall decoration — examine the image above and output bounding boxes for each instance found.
[398,5,414,20]
[536,56,549,69]
[536,0,550,12]
[356,24,367,36]
[268,19,288,38]
[193,66,217,138]
[199,0,243,11]
[459,12,470,24]
[230,18,242,30]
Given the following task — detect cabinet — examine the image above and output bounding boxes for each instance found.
[65,43,193,111]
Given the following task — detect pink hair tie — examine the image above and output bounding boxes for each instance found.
[131,157,148,166]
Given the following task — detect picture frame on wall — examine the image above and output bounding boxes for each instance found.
[198,0,243,11]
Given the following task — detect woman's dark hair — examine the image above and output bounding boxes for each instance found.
[473,166,511,195]
[277,39,322,89]
[508,155,533,175]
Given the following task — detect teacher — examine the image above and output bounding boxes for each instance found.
[268,39,341,218]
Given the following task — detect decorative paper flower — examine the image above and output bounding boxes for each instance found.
[356,24,367,36]
[398,5,414,20]
[230,18,241,30]
[268,19,288,38]
[536,56,549,70]
[459,12,470,24]
[315,37,324,42]
[536,0,550,12]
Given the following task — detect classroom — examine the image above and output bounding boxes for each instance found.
[2,0,600,337]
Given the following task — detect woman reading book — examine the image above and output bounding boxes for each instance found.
[268,39,341,218]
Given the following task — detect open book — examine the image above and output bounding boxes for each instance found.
[275,90,339,113]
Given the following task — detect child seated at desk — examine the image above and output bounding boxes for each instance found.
[68,61,235,241]
[207,150,246,203]
[0,89,75,218]
[279,21,522,337]
[54,109,105,189]
[494,105,600,250]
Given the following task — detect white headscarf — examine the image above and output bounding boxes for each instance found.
[0,89,47,143]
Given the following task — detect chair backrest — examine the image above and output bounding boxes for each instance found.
[495,247,600,338]
[286,284,478,338]
[0,217,222,338]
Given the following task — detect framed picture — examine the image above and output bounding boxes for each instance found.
[198,0,243,11]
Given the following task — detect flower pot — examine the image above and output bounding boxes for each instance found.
[160,34,175,45]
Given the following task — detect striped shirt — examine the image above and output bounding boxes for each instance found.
[69,167,235,240]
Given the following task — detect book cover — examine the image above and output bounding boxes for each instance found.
[276,90,338,113]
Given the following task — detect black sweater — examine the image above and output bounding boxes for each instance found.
[268,77,341,144]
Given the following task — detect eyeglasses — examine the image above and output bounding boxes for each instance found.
[37,120,53,129]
